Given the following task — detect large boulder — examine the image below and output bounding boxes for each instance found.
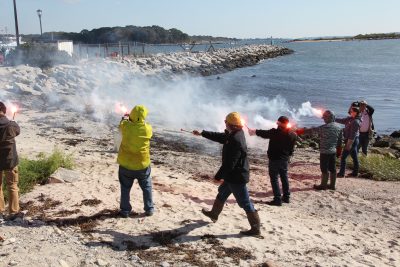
[390,130,400,138]
[47,167,81,184]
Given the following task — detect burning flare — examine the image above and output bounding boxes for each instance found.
[115,103,128,115]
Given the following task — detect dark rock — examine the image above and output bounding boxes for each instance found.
[373,140,390,148]
[390,130,400,138]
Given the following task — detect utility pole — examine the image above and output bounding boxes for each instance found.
[13,0,20,46]
[37,9,43,37]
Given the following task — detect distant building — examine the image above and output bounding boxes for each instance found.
[41,40,74,56]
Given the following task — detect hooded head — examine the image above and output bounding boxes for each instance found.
[0,101,6,114]
[129,105,148,123]
[322,110,335,123]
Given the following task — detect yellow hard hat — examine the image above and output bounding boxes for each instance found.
[225,112,242,126]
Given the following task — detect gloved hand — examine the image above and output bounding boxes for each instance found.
[248,128,256,136]
[192,130,202,136]
[295,128,305,135]
[336,146,343,158]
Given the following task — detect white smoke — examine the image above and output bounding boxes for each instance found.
[21,61,324,149]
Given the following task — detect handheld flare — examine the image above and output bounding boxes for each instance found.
[180,128,193,134]
[11,105,18,120]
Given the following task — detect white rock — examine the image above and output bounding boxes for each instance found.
[58,259,70,267]
[160,261,170,267]
[96,258,108,266]
[3,237,16,245]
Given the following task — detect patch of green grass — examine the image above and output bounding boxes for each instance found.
[358,154,400,181]
[2,149,74,201]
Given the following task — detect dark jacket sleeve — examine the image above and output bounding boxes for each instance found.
[335,117,350,125]
[201,130,227,144]
[367,105,374,116]
[215,137,242,180]
[255,129,274,139]
[9,121,20,138]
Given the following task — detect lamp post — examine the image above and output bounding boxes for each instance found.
[37,9,43,37]
[13,0,20,46]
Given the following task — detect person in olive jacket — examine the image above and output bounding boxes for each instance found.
[0,101,21,218]
[193,112,260,237]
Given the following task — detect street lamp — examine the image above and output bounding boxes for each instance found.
[13,0,20,46]
[37,9,43,37]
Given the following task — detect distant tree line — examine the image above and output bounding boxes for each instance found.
[22,25,236,44]
[353,33,400,40]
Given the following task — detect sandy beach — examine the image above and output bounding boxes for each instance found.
[0,47,399,267]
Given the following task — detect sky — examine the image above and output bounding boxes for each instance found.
[0,0,399,39]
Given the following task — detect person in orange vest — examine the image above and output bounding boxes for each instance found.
[117,105,153,217]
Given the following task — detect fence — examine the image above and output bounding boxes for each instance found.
[74,39,282,59]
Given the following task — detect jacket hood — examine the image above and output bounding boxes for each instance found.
[0,115,9,126]
[129,105,148,123]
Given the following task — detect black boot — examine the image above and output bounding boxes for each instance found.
[240,211,261,236]
[313,173,329,190]
[328,172,336,190]
[202,198,224,223]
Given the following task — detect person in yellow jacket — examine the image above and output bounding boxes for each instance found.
[117,105,154,217]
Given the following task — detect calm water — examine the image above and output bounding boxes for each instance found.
[205,39,400,134]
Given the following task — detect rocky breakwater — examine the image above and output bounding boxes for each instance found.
[122,44,293,76]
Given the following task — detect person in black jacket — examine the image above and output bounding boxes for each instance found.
[248,116,297,206]
[0,101,21,218]
[193,112,260,237]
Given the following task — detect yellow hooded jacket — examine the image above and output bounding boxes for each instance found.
[117,105,152,170]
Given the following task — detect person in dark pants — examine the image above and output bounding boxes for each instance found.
[117,105,154,217]
[193,112,261,237]
[350,100,374,155]
[296,110,343,190]
[248,116,297,206]
[336,107,361,177]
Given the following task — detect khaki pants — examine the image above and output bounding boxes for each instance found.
[0,167,20,214]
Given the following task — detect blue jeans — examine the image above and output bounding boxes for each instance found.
[268,159,290,200]
[358,132,369,155]
[339,137,359,176]
[216,181,255,212]
[119,165,154,215]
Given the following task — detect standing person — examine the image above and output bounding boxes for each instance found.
[351,100,374,155]
[193,112,261,237]
[0,101,21,219]
[296,110,343,190]
[335,107,361,177]
[117,105,154,217]
[248,116,297,206]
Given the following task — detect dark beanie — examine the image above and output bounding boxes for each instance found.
[277,116,289,124]
[0,102,6,114]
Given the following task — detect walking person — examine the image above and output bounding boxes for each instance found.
[296,110,343,190]
[117,105,154,217]
[193,112,261,237]
[351,100,374,155]
[248,116,297,206]
[0,101,21,220]
[335,107,361,177]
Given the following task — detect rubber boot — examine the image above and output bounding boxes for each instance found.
[240,211,261,237]
[201,198,224,223]
[328,172,336,190]
[314,173,329,190]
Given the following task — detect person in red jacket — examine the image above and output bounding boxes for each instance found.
[0,102,21,219]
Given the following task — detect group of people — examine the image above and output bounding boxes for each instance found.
[0,100,374,237]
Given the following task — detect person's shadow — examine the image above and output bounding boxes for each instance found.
[84,219,242,251]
